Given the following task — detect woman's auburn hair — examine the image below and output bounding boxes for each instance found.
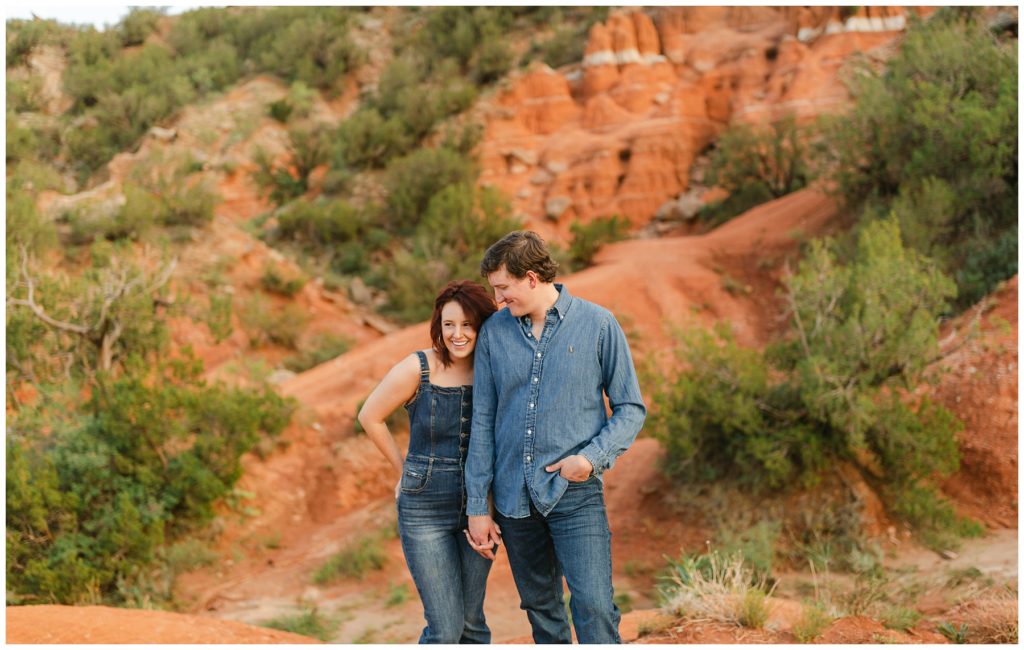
[430,280,497,368]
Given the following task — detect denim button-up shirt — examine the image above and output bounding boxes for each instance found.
[466,284,646,518]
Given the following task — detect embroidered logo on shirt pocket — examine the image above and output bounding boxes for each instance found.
[568,344,574,353]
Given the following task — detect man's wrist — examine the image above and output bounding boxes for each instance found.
[578,449,602,476]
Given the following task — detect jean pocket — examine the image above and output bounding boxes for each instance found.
[400,466,430,494]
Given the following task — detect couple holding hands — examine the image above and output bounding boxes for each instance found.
[359,230,646,644]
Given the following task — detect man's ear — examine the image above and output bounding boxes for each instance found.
[526,270,538,288]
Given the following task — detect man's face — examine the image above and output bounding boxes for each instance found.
[486,266,534,318]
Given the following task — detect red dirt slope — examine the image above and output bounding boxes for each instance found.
[6,605,319,644]
[934,276,1018,528]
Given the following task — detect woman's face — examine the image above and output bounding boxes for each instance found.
[440,300,476,362]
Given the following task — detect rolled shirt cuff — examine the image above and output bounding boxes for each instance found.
[466,496,490,517]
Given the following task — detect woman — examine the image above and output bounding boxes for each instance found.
[358,280,498,644]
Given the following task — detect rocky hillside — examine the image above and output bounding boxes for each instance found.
[6,5,1016,644]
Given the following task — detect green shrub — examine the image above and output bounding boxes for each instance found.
[705,114,812,224]
[415,7,516,82]
[271,198,379,276]
[383,147,477,234]
[162,181,218,227]
[239,295,309,349]
[6,356,296,604]
[6,188,58,257]
[118,7,164,47]
[268,99,293,123]
[823,14,1017,309]
[261,265,306,297]
[568,215,629,270]
[888,484,984,552]
[252,122,330,205]
[650,220,970,540]
[332,108,413,169]
[7,77,44,113]
[6,18,67,66]
[254,8,363,92]
[650,324,816,490]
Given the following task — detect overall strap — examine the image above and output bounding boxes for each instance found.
[415,350,431,384]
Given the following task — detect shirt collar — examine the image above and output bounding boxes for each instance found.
[550,283,573,318]
[521,283,573,325]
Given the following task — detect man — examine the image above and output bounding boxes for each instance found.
[465,230,646,644]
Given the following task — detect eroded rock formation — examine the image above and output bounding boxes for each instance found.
[479,6,933,241]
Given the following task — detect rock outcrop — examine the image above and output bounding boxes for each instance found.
[479,6,931,241]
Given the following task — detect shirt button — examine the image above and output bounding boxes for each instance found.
[529,402,534,408]
[526,429,532,435]
[532,377,538,383]
[526,455,531,462]
[536,352,542,358]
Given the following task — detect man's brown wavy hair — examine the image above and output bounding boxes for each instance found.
[479,230,559,283]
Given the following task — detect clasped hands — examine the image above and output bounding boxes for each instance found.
[463,454,593,559]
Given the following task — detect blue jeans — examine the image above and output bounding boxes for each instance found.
[496,477,621,644]
[398,456,492,644]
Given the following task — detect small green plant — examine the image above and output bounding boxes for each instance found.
[841,573,890,616]
[204,292,234,343]
[938,622,969,644]
[792,603,832,643]
[738,588,770,628]
[239,295,308,349]
[719,273,750,296]
[613,589,633,615]
[385,583,411,607]
[660,550,774,626]
[262,605,339,641]
[881,605,921,631]
[261,265,306,297]
[268,98,293,123]
[353,628,378,644]
[313,535,386,584]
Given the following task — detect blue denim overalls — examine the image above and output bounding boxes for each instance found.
[397,351,492,644]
